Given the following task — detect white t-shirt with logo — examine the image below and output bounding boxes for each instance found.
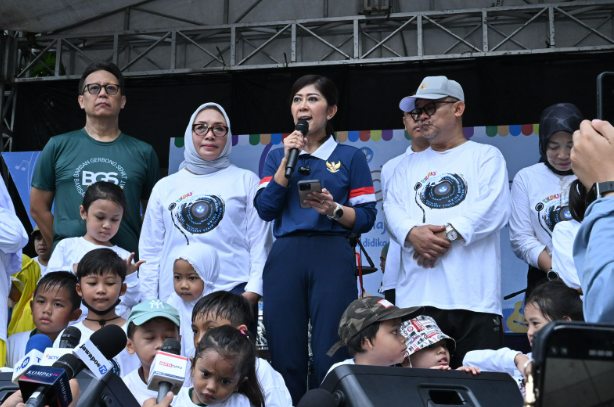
[509,163,576,268]
[174,386,252,407]
[122,367,158,405]
[139,166,272,302]
[385,141,510,315]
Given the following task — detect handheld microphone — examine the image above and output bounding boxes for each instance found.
[12,335,53,384]
[42,327,82,367]
[19,325,128,407]
[285,119,309,179]
[147,338,187,403]
[296,389,338,407]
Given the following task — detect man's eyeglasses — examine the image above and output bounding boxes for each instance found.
[192,123,229,138]
[83,83,121,95]
[409,100,457,121]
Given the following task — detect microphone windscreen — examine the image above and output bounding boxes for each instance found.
[89,324,128,360]
[296,119,309,137]
[296,389,337,407]
[161,338,181,355]
[59,327,82,349]
[25,334,53,354]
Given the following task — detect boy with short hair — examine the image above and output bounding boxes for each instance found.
[123,300,182,405]
[191,291,293,407]
[6,271,82,367]
[325,296,418,375]
[53,249,139,376]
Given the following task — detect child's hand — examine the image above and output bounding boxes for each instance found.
[429,365,451,370]
[125,252,146,275]
[142,392,174,407]
[457,366,481,375]
[514,353,531,380]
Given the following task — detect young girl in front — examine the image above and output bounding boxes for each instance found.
[174,325,265,407]
[463,280,584,394]
[46,181,142,318]
[166,243,219,357]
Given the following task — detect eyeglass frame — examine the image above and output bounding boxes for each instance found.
[191,123,229,138]
[82,83,122,95]
[408,100,458,121]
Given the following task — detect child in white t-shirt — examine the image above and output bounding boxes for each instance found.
[165,243,219,357]
[172,325,264,407]
[46,181,142,319]
[123,300,182,405]
[400,315,479,374]
[53,248,140,377]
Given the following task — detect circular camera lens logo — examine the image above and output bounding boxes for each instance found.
[419,174,467,209]
[544,203,571,231]
[174,195,225,234]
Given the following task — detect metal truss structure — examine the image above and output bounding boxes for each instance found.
[1,0,614,152]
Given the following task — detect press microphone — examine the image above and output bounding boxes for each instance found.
[296,389,338,407]
[18,325,127,407]
[41,327,82,366]
[147,338,188,403]
[285,119,309,179]
[12,335,53,384]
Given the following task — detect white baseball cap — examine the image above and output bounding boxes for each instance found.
[399,76,465,112]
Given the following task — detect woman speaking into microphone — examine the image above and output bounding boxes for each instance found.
[254,75,377,403]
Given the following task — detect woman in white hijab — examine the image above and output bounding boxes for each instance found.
[0,179,28,365]
[166,243,219,356]
[139,103,272,334]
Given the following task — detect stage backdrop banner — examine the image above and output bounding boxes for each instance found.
[171,123,541,333]
[2,151,43,228]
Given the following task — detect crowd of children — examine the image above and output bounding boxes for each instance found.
[3,179,586,407]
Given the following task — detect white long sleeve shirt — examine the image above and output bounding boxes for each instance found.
[139,166,272,301]
[384,141,510,315]
[380,146,414,292]
[509,163,575,268]
[0,181,28,344]
[552,219,581,290]
[463,348,530,394]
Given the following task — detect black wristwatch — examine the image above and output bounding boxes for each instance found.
[586,181,614,205]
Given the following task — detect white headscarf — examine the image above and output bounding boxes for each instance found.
[166,243,220,356]
[179,102,233,175]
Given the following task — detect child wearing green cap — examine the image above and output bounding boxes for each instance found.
[123,299,182,405]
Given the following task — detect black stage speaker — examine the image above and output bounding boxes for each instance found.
[0,372,19,403]
[321,365,524,407]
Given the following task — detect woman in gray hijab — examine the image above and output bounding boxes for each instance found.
[509,103,583,299]
[139,103,272,331]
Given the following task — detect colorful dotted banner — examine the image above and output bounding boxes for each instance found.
[173,124,538,148]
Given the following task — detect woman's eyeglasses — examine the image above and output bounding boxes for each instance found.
[192,123,229,138]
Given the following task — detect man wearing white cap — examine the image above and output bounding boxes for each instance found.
[384,76,510,367]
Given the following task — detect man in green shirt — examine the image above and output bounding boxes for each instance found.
[30,61,159,256]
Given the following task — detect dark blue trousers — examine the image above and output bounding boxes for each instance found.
[263,235,357,405]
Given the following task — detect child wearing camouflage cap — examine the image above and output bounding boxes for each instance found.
[325,296,418,377]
